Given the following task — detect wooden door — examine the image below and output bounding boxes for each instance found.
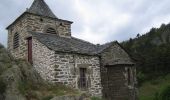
[27,37,32,64]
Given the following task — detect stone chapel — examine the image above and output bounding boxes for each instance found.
[6,0,137,99]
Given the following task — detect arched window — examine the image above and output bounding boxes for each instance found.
[46,27,56,34]
[13,32,19,49]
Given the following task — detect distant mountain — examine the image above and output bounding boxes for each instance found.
[122,23,170,82]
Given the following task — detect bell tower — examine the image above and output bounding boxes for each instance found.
[6,0,73,59]
[25,0,73,37]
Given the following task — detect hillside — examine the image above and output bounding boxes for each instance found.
[122,23,170,100]
[0,44,90,100]
[139,74,170,100]
[122,23,170,81]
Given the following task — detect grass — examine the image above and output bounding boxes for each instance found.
[91,96,102,100]
[0,44,80,99]
[0,46,13,75]
[18,79,79,100]
[42,95,53,100]
[14,59,80,100]
[139,74,170,100]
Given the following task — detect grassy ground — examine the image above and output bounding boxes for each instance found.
[18,79,80,100]
[139,74,170,100]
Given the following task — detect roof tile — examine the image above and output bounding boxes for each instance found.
[30,32,115,55]
[27,0,57,18]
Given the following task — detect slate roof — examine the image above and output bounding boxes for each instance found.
[27,0,57,18]
[30,32,114,55]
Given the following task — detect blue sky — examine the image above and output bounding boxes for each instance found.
[1,0,170,46]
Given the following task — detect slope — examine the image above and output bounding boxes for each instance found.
[0,44,80,100]
[122,23,170,82]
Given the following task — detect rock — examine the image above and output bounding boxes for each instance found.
[0,65,26,100]
[18,61,44,85]
[0,44,43,100]
[0,44,84,100]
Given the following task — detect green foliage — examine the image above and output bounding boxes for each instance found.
[122,23,170,85]
[153,86,170,100]
[0,44,13,74]
[18,80,31,95]
[18,78,79,100]
[139,74,170,100]
[91,96,102,100]
[159,86,170,100]
[153,92,159,100]
[137,72,146,86]
[42,95,53,100]
[0,78,6,94]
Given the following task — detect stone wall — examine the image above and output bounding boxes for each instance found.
[25,13,71,37]
[101,42,133,65]
[100,43,137,100]
[32,38,55,81]
[7,13,72,60]
[7,14,30,60]
[53,53,102,97]
[32,38,102,97]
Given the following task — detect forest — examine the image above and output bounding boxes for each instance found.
[122,23,170,100]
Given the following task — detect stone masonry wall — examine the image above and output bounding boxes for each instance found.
[7,13,71,60]
[100,43,137,100]
[25,14,71,37]
[32,38,55,81]
[32,38,102,97]
[7,14,30,60]
[53,53,102,97]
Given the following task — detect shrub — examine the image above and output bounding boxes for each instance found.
[91,96,102,100]
[0,79,6,94]
[42,95,53,100]
[159,86,170,100]
[153,92,159,100]
[137,72,146,86]
[154,86,170,100]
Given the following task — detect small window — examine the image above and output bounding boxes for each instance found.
[127,68,131,85]
[13,32,19,49]
[46,28,56,34]
[79,68,87,90]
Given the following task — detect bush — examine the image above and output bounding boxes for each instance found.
[153,92,159,100]
[42,95,53,100]
[159,86,170,100]
[0,79,6,94]
[153,86,170,100]
[137,72,146,86]
[91,96,102,100]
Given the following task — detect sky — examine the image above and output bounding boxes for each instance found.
[1,0,170,46]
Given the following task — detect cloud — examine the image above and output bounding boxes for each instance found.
[1,0,170,46]
[69,0,132,43]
